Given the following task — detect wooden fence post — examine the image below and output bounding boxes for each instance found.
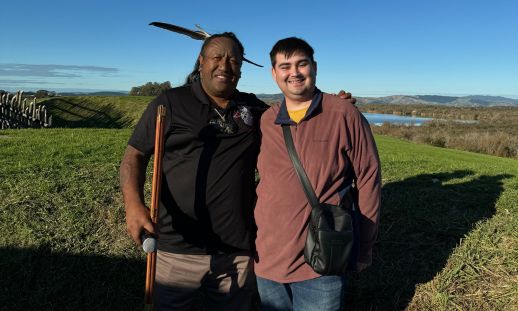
[0,91,53,129]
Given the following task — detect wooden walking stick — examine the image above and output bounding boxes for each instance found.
[144,105,167,311]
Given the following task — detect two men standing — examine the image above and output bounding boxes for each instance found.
[120,33,381,310]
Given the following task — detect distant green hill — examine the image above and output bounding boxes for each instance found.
[40,96,152,128]
[359,94,518,107]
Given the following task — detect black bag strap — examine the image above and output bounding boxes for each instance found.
[282,125,320,210]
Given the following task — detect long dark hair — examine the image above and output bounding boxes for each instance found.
[183,32,245,85]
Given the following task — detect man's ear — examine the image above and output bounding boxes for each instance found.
[198,54,204,70]
[313,61,317,76]
[271,67,277,80]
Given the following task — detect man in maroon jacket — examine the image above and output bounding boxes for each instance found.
[254,37,382,310]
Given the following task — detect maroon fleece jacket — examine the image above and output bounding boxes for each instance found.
[254,92,381,282]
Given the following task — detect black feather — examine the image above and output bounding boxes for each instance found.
[149,22,263,67]
[149,22,208,40]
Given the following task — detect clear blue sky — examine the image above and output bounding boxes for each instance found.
[1,0,517,98]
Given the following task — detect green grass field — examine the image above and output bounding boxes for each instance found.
[41,96,152,128]
[1,97,517,310]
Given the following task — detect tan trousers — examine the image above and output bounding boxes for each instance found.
[153,250,257,311]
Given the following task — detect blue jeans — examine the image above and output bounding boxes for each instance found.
[257,275,347,311]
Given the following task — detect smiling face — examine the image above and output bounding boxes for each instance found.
[271,51,317,105]
[199,37,242,102]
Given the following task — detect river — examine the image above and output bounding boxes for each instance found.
[363,113,433,126]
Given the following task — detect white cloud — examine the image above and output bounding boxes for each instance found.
[0,64,119,78]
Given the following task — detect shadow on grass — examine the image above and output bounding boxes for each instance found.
[43,98,133,128]
[0,247,253,311]
[0,246,145,310]
[346,170,512,310]
[2,170,511,310]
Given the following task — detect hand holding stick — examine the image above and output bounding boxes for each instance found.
[144,105,166,310]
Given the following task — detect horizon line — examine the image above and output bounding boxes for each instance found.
[1,87,518,100]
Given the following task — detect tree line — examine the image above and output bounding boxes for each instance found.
[1,81,173,99]
[129,81,172,96]
[1,89,56,98]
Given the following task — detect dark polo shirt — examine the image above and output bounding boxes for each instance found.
[129,80,268,254]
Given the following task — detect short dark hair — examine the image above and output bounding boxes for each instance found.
[269,37,315,66]
[184,32,244,85]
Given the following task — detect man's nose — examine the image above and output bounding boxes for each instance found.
[218,58,231,70]
[289,66,301,76]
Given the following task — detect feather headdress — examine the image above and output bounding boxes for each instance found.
[149,22,263,67]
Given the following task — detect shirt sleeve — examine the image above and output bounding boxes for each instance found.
[346,109,382,266]
[128,93,170,155]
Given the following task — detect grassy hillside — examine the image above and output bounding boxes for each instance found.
[40,96,152,128]
[1,128,516,310]
[36,96,518,159]
[0,128,142,310]
[348,136,518,310]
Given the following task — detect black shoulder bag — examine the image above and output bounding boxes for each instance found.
[282,125,355,275]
